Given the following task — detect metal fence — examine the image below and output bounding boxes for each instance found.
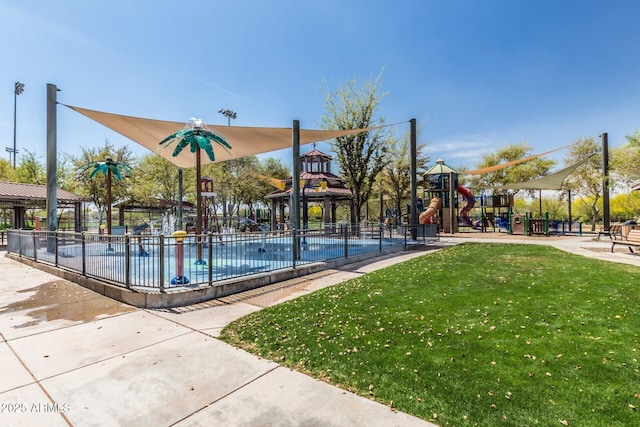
[7,223,439,293]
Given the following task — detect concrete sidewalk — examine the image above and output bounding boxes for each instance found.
[0,249,436,427]
[1,234,637,426]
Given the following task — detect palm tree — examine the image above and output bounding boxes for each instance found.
[159,119,232,263]
[80,157,132,250]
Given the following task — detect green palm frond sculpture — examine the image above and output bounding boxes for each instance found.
[159,119,232,264]
[158,125,232,161]
[82,157,133,180]
[80,157,132,250]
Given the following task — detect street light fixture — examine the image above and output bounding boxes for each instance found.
[12,81,25,169]
[218,108,237,126]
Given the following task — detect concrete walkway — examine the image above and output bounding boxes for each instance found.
[1,234,637,426]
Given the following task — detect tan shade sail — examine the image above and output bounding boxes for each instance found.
[492,157,592,190]
[63,104,387,169]
[464,145,570,175]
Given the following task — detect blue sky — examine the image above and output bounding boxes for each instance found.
[1,0,639,171]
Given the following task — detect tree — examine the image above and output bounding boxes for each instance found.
[72,140,136,228]
[14,149,46,184]
[562,137,601,230]
[376,124,429,222]
[610,190,640,221]
[0,158,14,181]
[469,143,556,195]
[131,153,186,205]
[611,130,640,189]
[321,72,389,226]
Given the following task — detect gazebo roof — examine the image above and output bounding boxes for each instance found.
[0,181,88,208]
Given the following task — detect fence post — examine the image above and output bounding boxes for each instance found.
[343,224,348,258]
[208,233,213,285]
[125,234,131,289]
[292,228,298,269]
[379,223,383,252]
[33,231,38,262]
[544,212,549,236]
[81,232,86,275]
[159,235,166,292]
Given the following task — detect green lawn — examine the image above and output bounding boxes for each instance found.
[220,243,640,426]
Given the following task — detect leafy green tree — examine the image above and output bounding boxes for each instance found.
[562,137,601,230]
[72,140,136,227]
[610,191,640,221]
[131,153,187,205]
[469,143,555,195]
[0,158,14,181]
[376,124,429,222]
[56,154,77,192]
[611,130,640,189]
[321,71,389,225]
[14,149,46,184]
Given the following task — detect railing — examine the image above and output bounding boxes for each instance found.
[6,223,439,293]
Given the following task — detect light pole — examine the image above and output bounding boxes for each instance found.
[218,108,237,126]
[12,81,25,169]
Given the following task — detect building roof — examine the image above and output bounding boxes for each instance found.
[0,181,88,205]
[300,147,332,159]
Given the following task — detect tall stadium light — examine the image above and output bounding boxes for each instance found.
[12,81,25,168]
[218,108,237,126]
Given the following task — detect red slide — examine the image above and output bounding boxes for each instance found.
[457,184,476,226]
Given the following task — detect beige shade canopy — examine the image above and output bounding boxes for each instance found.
[492,156,592,190]
[464,144,570,175]
[63,104,387,169]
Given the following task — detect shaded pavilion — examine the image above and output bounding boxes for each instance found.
[265,147,352,230]
[0,181,87,230]
[114,198,195,229]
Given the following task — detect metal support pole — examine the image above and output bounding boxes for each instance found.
[291,120,301,260]
[601,133,610,231]
[409,118,418,240]
[46,84,59,253]
[567,189,572,233]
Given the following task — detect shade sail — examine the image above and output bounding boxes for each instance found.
[492,157,592,190]
[464,145,570,175]
[63,104,387,169]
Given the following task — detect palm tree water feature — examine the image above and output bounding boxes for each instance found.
[159,118,232,265]
[80,157,132,253]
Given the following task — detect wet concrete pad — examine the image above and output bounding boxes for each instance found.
[0,280,136,340]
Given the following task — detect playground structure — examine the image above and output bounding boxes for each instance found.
[420,159,516,234]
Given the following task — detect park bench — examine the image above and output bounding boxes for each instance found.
[611,229,640,253]
[598,223,622,240]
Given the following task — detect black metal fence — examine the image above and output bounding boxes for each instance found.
[7,223,439,293]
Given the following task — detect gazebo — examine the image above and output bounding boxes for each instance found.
[265,147,352,230]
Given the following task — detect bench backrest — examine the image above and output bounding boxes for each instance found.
[626,229,640,242]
